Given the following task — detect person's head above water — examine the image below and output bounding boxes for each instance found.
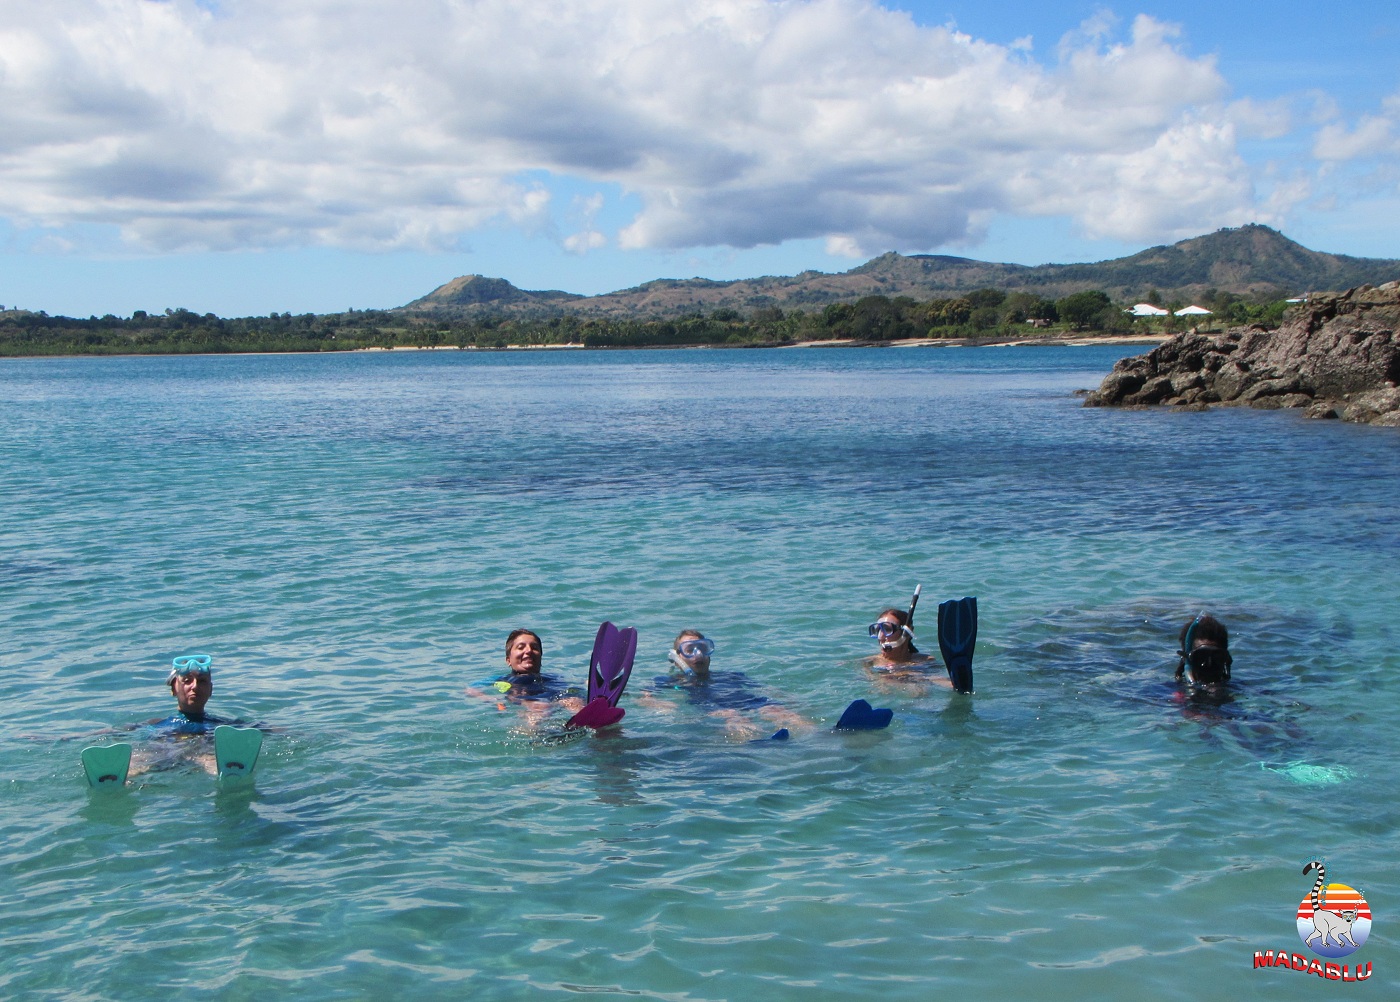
[869,608,919,658]
[1176,615,1232,686]
[168,654,213,718]
[669,629,715,675]
[505,629,543,676]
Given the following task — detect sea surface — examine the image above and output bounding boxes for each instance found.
[2,345,1396,999]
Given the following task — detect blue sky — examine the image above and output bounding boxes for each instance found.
[1,1,1397,317]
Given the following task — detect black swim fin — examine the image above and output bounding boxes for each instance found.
[833,699,893,731]
[937,596,977,694]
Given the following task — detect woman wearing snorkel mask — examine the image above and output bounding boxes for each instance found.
[865,607,948,686]
[641,630,805,739]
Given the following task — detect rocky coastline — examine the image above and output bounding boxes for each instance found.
[1083,282,1400,426]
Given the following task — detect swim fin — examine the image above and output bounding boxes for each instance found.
[214,725,263,779]
[81,743,132,788]
[833,699,893,731]
[586,621,638,708]
[565,697,626,730]
[750,728,790,743]
[937,596,977,694]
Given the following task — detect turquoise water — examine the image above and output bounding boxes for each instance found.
[2,346,1397,998]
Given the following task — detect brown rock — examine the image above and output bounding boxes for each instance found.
[1083,280,1400,425]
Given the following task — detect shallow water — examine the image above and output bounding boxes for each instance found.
[2,346,1396,998]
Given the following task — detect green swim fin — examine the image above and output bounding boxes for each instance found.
[214,726,263,779]
[81,743,133,788]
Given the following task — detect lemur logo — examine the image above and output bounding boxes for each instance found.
[1296,858,1371,959]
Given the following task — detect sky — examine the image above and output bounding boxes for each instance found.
[1,0,1397,317]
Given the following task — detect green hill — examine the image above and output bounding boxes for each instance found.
[400,225,1400,318]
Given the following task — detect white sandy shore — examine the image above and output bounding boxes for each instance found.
[356,334,1169,352]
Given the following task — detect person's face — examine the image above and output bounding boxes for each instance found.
[673,636,711,673]
[506,634,542,674]
[874,613,909,652]
[170,671,212,715]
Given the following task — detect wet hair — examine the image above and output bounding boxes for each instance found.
[673,629,704,650]
[877,608,919,654]
[1175,615,1230,681]
[505,629,542,655]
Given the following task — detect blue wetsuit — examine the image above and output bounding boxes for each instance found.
[650,672,771,711]
[135,712,238,739]
[478,672,579,704]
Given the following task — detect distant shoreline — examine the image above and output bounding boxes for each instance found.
[354,333,1170,353]
[0,332,1170,362]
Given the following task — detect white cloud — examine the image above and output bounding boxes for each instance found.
[1313,114,1398,161]
[0,1,1277,256]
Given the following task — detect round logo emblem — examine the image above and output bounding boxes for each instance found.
[1296,883,1371,958]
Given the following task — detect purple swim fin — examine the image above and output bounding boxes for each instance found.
[586,621,637,708]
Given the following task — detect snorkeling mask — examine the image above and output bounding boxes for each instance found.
[1183,644,1232,683]
[1180,618,1231,684]
[676,638,715,660]
[168,654,212,681]
[868,620,912,650]
[668,637,714,674]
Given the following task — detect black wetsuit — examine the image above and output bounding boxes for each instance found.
[650,672,771,711]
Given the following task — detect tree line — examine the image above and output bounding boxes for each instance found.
[0,288,1294,356]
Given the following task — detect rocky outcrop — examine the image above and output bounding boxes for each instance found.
[1083,282,1400,426]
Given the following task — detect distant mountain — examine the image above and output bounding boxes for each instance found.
[403,274,583,310]
[400,225,1400,318]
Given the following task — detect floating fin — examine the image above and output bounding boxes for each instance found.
[214,725,263,779]
[565,697,626,730]
[1260,761,1356,786]
[937,596,977,694]
[833,699,893,731]
[586,621,638,708]
[81,743,132,788]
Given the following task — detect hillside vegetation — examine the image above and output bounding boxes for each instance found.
[403,225,1400,319]
[1,225,1391,356]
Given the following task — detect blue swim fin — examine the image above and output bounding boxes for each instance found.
[749,728,790,743]
[214,725,263,779]
[587,622,638,708]
[937,596,977,694]
[81,743,132,788]
[833,699,893,731]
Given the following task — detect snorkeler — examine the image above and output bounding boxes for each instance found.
[866,587,977,693]
[466,629,585,717]
[1176,614,1233,688]
[149,654,236,732]
[80,654,264,782]
[642,630,805,740]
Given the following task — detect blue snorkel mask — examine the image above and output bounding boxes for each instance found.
[868,620,912,650]
[669,637,715,674]
[168,654,213,681]
[168,654,211,685]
